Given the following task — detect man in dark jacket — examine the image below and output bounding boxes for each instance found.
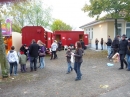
[106,36,112,57]
[119,34,128,69]
[108,35,119,60]
[80,39,85,49]
[29,39,40,71]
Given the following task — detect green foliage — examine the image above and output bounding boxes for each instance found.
[82,0,130,20]
[82,0,130,35]
[51,19,72,31]
[0,0,52,32]
[26,0,52,27]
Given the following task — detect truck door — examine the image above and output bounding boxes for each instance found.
[84,34,88,45]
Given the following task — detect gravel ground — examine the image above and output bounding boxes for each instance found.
[0,49,130,97]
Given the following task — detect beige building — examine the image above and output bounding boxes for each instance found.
[80,18,130,50]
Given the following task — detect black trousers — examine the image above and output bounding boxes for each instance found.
[120,54,127,68]
[51,51,56,59]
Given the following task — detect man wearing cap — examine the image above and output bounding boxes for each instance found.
[118,34,128,69]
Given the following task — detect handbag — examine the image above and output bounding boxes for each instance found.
[39,52,46,56]
[70,55,74,63]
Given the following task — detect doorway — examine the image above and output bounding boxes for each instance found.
[56,35,61,42]
[79,34,83,40]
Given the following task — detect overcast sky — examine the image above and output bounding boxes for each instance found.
[44,0,95,30]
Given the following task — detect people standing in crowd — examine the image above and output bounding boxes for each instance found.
[126,38,130,71]
[50,40,58,60]
[108,35,120,61]
[106,36,112,57]
[118,34,128,70]
[66,47,73,74]
[58,40,62,51]
[95,38,99,50]
[7,46,19,76]
[37,40,46,69]
[72,41,84,81]
[100,38,104,50]
[19,51,27,73]
[29,39,40,71]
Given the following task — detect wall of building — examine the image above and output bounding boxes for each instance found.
[107,21,114,40]
[91,22,108,50]
[82,19,129,50]
[121,21,126,35]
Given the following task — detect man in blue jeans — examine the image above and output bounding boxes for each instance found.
[106,36,112,57]
[108,35,119,61]
[29,39,40,71]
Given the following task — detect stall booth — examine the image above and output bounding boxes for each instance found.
[2,19,12,53]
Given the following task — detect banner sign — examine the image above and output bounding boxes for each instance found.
[2,19,12,36]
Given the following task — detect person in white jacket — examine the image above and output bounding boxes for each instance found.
[50,40,58,60]
[7,46,19,76]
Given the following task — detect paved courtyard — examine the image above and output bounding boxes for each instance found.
[0,49,130,97]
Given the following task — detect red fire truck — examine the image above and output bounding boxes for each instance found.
[53,31,88,47]
[21,26,53,48]
[21,26,88,50]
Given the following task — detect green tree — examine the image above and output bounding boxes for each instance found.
[0,0,52,32]
[51,19,72,31]
[26,0,52,28]
[82,0,130,36]
[0,1,30,32]
[0,0,28,78]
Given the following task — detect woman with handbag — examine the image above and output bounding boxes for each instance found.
[37,40,46,69]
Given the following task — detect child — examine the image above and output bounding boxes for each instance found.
[19,51,27,73]
[66,47,73,74]
[7,46,19,76]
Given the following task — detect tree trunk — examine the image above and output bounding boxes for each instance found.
[0,21,9,78]
[114,9,118,36]
[115,18,118,36]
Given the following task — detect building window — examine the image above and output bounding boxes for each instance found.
[126,23,130,27]
[126,22,130,38]
[85,28,93,39]
[89,28,93,39]
[117,24,122,27]
[115,23,122,36]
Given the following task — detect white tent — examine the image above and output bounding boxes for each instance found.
[12,32,22,52]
